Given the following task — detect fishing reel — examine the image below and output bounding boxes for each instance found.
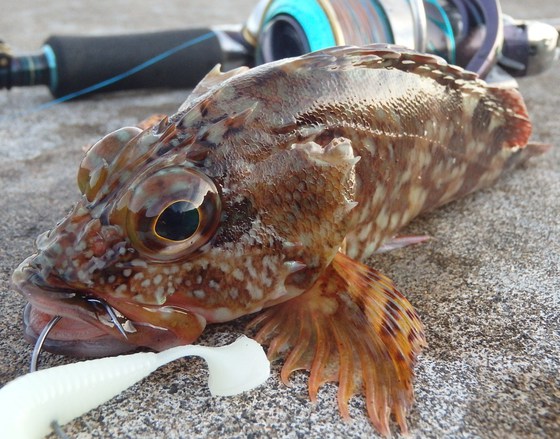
[247,0,559,81]
[0,0,558,98]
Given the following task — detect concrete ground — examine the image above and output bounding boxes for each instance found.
[0,1,558,438]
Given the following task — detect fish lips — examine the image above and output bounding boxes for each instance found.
[13,256,207,358]
[13,257,138,357]
[22,302,137,358]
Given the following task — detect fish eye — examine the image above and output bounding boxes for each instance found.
[125,167,221,261]
[154,200,200,241]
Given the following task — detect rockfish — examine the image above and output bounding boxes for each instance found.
[12,45,546,435]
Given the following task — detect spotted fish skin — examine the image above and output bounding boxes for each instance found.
[13,45,545,433]
[196,46,535,262]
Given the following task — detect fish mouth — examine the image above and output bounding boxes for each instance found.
[23,302,136,358]
[13,256,207,358]
[14,258,137,357]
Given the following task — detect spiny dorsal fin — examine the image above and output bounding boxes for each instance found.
[195,103,259,145]
[300,45,538,155]
[179,64,250,112]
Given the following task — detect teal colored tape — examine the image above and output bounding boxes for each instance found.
[42,44,58,93]
[425,0,456,64]
[263,0,336,52]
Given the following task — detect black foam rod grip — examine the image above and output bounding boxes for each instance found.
[45,28,223,97]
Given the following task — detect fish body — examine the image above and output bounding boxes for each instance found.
[13,45,544,434]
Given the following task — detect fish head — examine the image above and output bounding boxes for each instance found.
[13,68,359,358]
[13,123,216,356]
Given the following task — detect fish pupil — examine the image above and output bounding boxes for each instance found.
[155,201,199,241]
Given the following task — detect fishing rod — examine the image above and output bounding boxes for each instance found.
[0,0,558,99]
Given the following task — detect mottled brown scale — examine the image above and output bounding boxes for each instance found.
[13,45,547,436]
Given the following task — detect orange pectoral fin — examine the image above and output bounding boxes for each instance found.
[248,252,426,436]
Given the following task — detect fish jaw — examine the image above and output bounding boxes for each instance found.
[22,303,136,358]
[13,256,137,357]
[12,239,207,358]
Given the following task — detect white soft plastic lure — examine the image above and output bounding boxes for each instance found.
[0,336,270,439]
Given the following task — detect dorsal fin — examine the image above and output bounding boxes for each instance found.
[486,86,532,148]
[297,44,537,153]
[179,64,250,112]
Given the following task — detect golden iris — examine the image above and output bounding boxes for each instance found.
[124,167,221,261]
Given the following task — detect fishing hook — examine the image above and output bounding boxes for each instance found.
[85,297,129,340]
[51,420,71,439]
[29,299,128,373]
[30,315,62,373]
[29,320,72,438]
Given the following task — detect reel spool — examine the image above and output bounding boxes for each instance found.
[244,0,505,78]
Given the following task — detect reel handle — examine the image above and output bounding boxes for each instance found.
[1,27,252,98]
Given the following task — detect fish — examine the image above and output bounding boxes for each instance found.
[12,44,547,435]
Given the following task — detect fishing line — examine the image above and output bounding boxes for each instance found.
[0,31,215,124]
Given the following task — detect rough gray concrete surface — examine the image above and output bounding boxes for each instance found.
[0,1,558,438]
